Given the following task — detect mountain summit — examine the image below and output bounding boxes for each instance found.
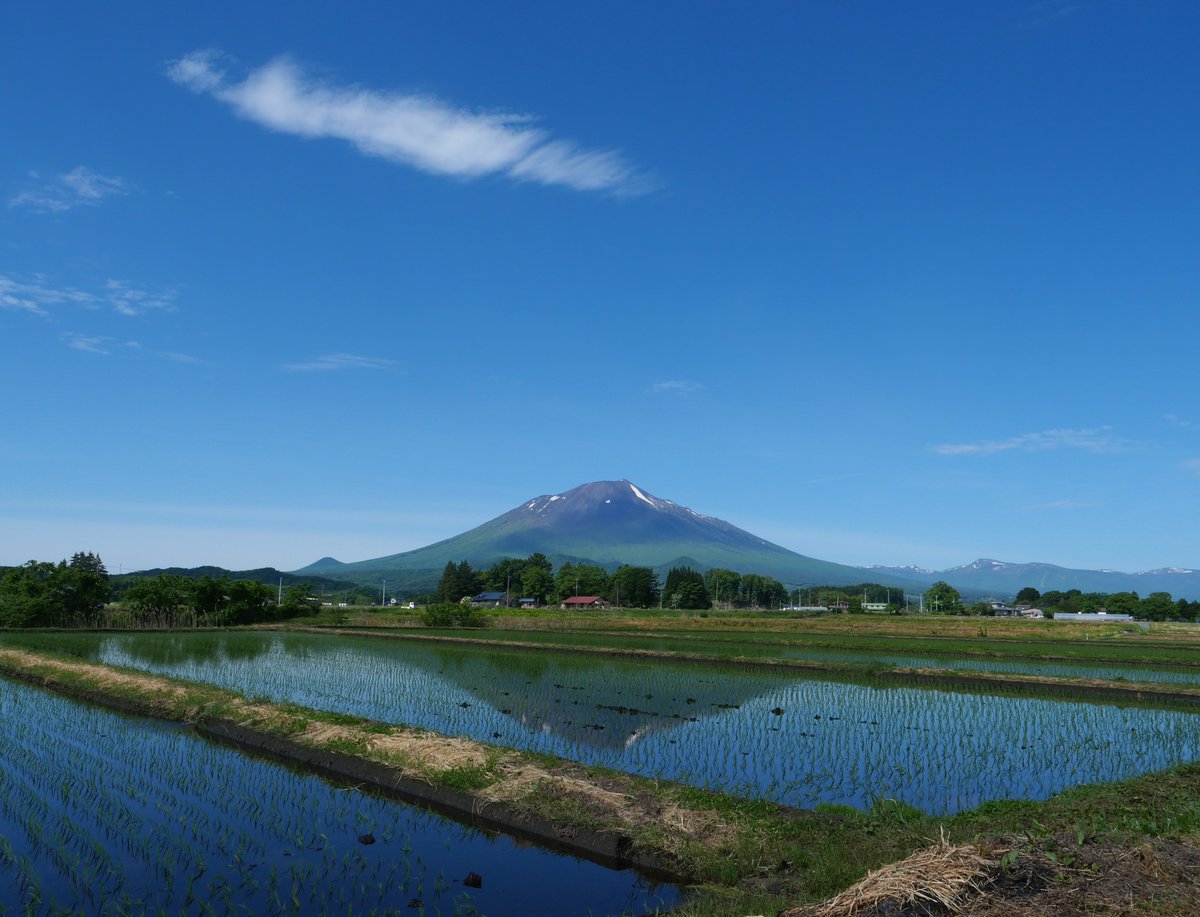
[299,479,918,589]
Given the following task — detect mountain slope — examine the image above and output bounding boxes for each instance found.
[296,480,924,590]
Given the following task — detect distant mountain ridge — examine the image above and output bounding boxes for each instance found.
[297,480,925,592]
[868,559,1200,601]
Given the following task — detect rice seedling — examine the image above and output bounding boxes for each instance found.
[0,674,681,915]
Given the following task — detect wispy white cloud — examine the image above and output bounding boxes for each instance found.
[650,379,704,395]
[59,334,203,364]
[9,166,127,213]
[1164,413,1192,428]
[281,352,395,372]
[61,333,112,354]
[156,350,206,365]
[1023,499,1101,510]
[1182,459,1200,477]
[167,50,647,195]
[931,427,1127,456]
[1022,1,1082,28]
[1,275,93,316]
[0,274,176,317]
[104,279,177,316]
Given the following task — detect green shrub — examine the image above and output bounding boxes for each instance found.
[421,603,487,628]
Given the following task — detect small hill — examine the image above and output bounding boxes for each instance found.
[113,565,360,594]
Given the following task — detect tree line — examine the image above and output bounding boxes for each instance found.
[437,556,844,610]
[436,555,669,607]
[0,553,317,628]
[0,553,110,628]
[916,582,1200,620]
[1017,586,1200,621]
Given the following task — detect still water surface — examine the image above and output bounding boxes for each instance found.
[0,674,680,915]
[8,631,1200,815]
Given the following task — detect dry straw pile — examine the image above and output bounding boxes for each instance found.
[781,834,1007,917]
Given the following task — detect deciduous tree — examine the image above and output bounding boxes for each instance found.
[923,581,961,613]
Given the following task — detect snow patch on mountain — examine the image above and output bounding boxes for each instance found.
[866,564,936,576]
[628,483,660,509]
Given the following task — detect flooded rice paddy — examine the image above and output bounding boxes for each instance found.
[0,674,680,916]
[413,628,1200,686]
[7,631,1200,816]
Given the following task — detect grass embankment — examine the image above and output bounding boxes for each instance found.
[330,608,1200,667]
[2,644,1200,914]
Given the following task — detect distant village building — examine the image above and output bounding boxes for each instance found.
[1053,611,1133,622]
[560,596,610,610]
[862,602,888,612]
[828,600,850,613]
[470,591,509,608]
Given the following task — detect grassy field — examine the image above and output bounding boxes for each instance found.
[337,605,1200,641]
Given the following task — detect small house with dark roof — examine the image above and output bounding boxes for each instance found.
[560,596,610,610]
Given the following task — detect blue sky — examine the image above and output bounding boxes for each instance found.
[3,1,1197,575]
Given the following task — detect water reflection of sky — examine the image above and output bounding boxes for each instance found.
[49,631,1200,816]
[0,675,679,916]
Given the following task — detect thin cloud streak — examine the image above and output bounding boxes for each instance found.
[650,379,704,395]
[61,333,111,354]
[1023,499,1102,510]
[281,352,395,372]
[0,274,176,318]
[1,275,92,316]
[932,427,1127,456]
[9,166,127,213]
[167,50,647,195]
[1182,459,1200,477]
[156,351,206,365]
[105,280,177,316]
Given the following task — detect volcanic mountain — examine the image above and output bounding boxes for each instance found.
[298,480,922,590]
